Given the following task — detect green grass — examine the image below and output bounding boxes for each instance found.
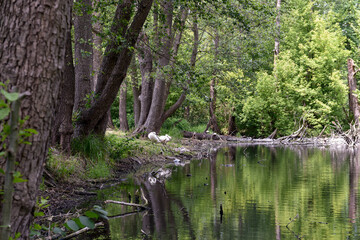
[159,117,209,139]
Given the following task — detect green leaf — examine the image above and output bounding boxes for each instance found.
[85,211,99,219]
[13,171,27,183]
[1,89,20,102]
[0,168,4,175]
[34,211,45,217]
[65,220,80,231]
[0,108,10,120]
[79,216,95,229]
[33,224,42,230]
[53,227,65,235]
[24,128,38,135]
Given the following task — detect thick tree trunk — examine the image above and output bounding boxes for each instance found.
[348,58,360,125]
[74,0,93,112]
[119,81,129,131]
[74,0,154,137]
[274,0,281,66]
[0,0,71,238]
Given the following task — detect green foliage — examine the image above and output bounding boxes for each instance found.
[46,148,83,181]
[107,134,138,160]
[240,1,349,137]
[71,135,109,163]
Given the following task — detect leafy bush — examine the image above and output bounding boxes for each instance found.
[106,134,138,160]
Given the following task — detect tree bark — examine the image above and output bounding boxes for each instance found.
[74,0,154,137]
[119,81,129,131]
[134,7,194,134]
[274,0,281,66]
[59,26,76,153]
[92,0,103,91]
[130,57,141,127]
[74,0,93,112]
[137,32,154,127]
[348,58,360,125]
[0,0,71,238]
[141,0,174,133]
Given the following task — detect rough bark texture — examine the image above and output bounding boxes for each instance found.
[119,81,129,131]
[74,0,154,137]
[74,0,93,112]
[348,58,360,125]
[0,0,71,238]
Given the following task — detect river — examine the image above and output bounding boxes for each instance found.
[80,145,360,239]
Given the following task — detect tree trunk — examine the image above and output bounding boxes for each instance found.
[74,0,154,137]
[348,58,360,125]
[92,0,103,91]
[141,0,174,133]
[0,0,71,238]
[228,108,238,136]
[119,81,129,131]
[274,0,281,66]
[136,32,154,127]
[59,26,76,153]
[74,0,93,112]
[208,29,222,134]
[130,57,141,127]
[134,7,194,134]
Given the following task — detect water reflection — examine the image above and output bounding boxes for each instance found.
[100,145,360,239]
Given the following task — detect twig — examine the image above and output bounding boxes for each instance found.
[286,214,298,228]
[104,200,150,209]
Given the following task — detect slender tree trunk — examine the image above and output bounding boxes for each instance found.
[92,1,103,91]
[348,58,360,125]
[0,1,71,238]
[74,0,154,137]
[137,32,154,127]
[74,0,93,112]
[228,108,238,136]
[208,29,221,134]
[274,0,281,66]
[119,81,129,131]
[130,57,141,126]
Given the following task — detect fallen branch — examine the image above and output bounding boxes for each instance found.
[60,222,104,240]
[104,200,150,209]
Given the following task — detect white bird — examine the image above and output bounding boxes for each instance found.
[158,134,172,144]
[148,132,161,143]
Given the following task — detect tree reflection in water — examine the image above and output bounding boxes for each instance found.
[101,145,360,240]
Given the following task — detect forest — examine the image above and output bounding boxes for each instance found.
[1,0,360,239]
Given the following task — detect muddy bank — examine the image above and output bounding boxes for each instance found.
[40,139,224,217]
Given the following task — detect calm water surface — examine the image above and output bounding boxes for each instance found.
[94,145,360,239]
